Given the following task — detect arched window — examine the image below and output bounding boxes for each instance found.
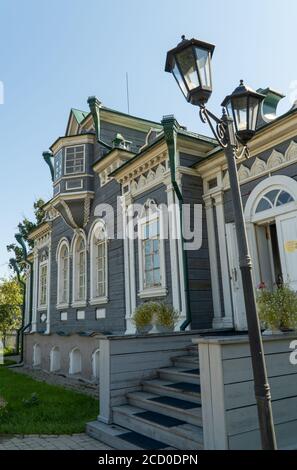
[57,240,69,307]
[69,347,82,375]
[138,199,167,298]
[50,346,61,372]
[38,251,48,309]
[255,189,294,214]
[72,233,87,306]
[89,221,108,304]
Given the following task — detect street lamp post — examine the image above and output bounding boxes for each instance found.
[165,36,277,450]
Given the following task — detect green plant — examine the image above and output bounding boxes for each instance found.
[257,284,297,330]
[132,302,179,331]
[0,397,8,419]
[156,303,179,329]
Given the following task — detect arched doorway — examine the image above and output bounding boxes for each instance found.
[50,346,61,372]
[227,175,297,330]
[69,347,82,375]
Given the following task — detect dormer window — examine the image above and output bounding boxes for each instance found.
[65,145,85,175]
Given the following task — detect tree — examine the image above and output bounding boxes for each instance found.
[0,277,23,347]
[7,198,45,271]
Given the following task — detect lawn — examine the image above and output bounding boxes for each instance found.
[0,366,99,434]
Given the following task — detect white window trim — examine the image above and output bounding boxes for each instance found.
[56,239,70,309]
[137,203,167,299]
[64,144,86,176]
[89,220,109,305]
[38,256,48,311]
[66,179,83,191]
[71,232,87,308]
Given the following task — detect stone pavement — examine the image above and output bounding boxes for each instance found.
[0,433,112,450]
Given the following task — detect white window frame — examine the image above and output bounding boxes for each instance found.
[38,254,48,311]
[54,150,63,181]
[64,144,85,176]
[89,221,108,305]
[137,200,167,299]
[71,232,87,307]
[56,239,70,309]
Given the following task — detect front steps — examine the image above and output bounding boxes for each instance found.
[87,347,203,450]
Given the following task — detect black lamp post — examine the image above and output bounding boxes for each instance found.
[165,36,277,450]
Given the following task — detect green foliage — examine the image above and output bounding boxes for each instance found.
[0,367,98,434]
[6,198,45,271]
[0,278,22,341]
[0,397,8,419]
[257,284,297,331]
[132,302,179,331]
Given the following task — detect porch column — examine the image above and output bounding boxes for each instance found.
[123,194,136,334]
[203,195,223,327]
[45,239,52,335]
[213,191,233,328]
[31,247,38,333]
[166,179,186,328]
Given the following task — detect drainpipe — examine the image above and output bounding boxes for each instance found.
[162,115,191,330]
[13,234,33,363]
[87,96,112,151]
[43,150,54,182]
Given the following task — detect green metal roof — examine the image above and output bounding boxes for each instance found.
[71,108,89,124]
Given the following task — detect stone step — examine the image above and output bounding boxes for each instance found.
[158,367,200,385]
[113,405,203,450]
[127,391,202,426]
[142,378,201,404]
[86,420,173,450]
[171,354,199,369]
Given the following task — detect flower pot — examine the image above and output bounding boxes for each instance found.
[262,328,284,336]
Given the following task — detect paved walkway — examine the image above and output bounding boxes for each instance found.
[0,433,111,450]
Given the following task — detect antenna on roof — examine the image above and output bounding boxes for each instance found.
[126,72,130,114]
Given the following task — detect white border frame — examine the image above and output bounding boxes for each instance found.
[88,220,108,305]
[56,237,70,309]
[64,144,86,176]
[71,230,87,308]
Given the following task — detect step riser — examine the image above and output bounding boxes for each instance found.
[158,370,200,385]
[172,359,199,369]
[143,382,201,404]
[127,395,202,427]
[86,422,140,450]
[113,411,201,450]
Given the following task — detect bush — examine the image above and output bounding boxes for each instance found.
[257,284,297,331]
[22,392,40,407]
[132,302,179,332]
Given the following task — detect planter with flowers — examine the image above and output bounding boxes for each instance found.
[132,302,179,334]
[257,283,297,335]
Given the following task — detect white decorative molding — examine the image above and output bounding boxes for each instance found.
[250,157,266,177]
[285,140,297,161]
[238,165,250,181]
[223,140,297,189]
[267,149,285,170]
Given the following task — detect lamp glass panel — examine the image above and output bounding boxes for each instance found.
[172,61,188,97]
[248,96,260,131]
[195,47,211,88]
[232,96,248,131]
[176,47,199,90]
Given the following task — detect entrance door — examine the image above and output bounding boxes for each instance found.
[225,223,248,330]
[276,211,297,290]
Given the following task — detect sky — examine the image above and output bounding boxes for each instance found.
[1,0,297,277]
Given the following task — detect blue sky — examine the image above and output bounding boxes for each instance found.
[1,0,297,277]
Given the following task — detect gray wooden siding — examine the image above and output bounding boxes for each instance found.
[181,174,213,329]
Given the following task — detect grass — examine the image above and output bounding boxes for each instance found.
[0,366,99,434]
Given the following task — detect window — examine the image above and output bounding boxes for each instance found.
[138,200,167,298]
[72,234,87,306]
[143,220,161,288]
[54,150,63,180]
[89,221,108,304]
[255,189,294,214]
[57,241,69,307]
[38,252,48,309]
[65,145,85,175]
